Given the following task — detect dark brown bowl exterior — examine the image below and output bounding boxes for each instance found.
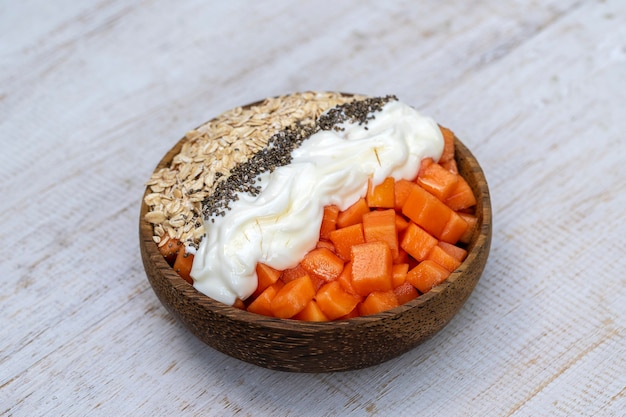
[139,115,491,373]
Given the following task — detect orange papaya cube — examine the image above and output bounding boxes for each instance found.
[338,306,360,320]
[315,240,336,252]
[444,176,476,211]
[394,179,419,212]
[366,177,395,208]
[457,212,477,244]
[315,281,361,320]
[426,245,462,272]
[402,185,452,239]
[394,246,410,265]
[173,250,194,284]
[406,260,451,294]
[280,264,308,283]
[294,300,329,322]
[438,125,456,164]
[253,263,282,298]
[329,223,365,261]
[417,161,459,201]
[337,262,360,296]
[358,291,399,316]
[159,238,182,265]
[417,157,434,179]
[362,209,399,260]
[393,282,419,305]
[400,222,438,262]
[319,205,340,240]
[437,241,468,263]
[350,241,393,297]
[336,198,370,229]
[271,275,316,319]
[395,213,410,234]
[440,158,458,174]
[300,247,345,283]
[310,274,327,292]
[247,282,283,317]
[439,211,468,244]
[392,263,409,288]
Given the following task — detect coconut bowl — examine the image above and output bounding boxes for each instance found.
[139,97,491,373]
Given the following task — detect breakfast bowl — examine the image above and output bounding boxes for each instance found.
[139,92,491,373]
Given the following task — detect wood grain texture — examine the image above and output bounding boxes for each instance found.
[1,0,624,415]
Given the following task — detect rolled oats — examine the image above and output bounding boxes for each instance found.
[144,92,364,250]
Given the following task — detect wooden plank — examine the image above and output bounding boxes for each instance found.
[1,0,624,415]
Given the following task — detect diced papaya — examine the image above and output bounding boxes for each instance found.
[426,245,462,272]
[437,241,468,263]
[159,238,184,266]
[402,184,452,239]
[336,198,370,229]
[329,223,365,261]
[393,282,419,304]
[319,205,340,240]
[300,247,345,283]
[254,262,282,298]
[247,281,283,316]
[392,263,409,288]
[439,211,468,244]
[350,241,393,297]
[337,262,360,296]
[271,275,316,319]
[395,213,410,233]
[439,125,456,165]
[159,238,183,266]
[294,300,329,322]
[338,306,360,320]
[417,157,434,178]
[444,176,476,211]
[400,222,438,262]
[440,158,458,174]
[173,249,194,284]
[406,260,451,294]
[362,209,399,260]
[394,179,419,212]
[394,247,410,265]
[315,281,361,320]
[366,177,395,208]
[281,264,308,283]
[358,291,399,316]
[457,212,478,244]
[316,240,336,252]
[417,162,459,202]
[310,275,327,292]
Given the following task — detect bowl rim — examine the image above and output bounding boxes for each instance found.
[139,93,491,332]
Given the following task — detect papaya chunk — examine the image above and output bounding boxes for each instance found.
[350,241,393,297]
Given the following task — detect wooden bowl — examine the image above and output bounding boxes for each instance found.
[139,98,492,373]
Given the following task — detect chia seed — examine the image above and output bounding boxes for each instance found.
[201,95,397,220]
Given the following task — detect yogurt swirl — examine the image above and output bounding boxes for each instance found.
[191,99,444,305]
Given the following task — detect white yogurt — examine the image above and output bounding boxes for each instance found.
[190,100,444,305]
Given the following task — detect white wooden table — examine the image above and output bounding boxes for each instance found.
[2,1,625,415]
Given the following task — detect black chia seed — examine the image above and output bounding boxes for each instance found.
[201,95,397,220]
